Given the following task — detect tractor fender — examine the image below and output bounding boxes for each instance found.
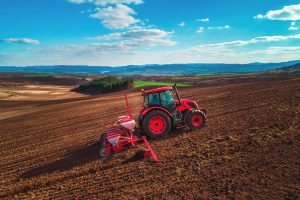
[175,99,199,111]
[139,107,173,124]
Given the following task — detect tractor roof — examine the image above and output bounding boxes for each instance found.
[144,86,172,94]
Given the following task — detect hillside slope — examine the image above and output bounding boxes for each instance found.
[271,63,300,73]
[0,60,299,75]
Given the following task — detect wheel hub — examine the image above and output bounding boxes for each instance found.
[191,115,203,127]
[149,116,166,134]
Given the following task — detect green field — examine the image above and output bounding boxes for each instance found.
[134,81,191,87]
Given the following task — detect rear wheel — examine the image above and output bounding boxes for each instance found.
[142,110,172,139]
[185,110,206,130]
[99,133,111,158]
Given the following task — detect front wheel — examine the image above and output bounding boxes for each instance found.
[185,110,206,130]
[142,110,172,139]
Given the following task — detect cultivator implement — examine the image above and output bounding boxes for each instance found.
[99,94,159,162]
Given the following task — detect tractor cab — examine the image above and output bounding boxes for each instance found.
[143,86,176,112]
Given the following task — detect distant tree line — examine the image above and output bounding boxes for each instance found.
[75,76,133,94]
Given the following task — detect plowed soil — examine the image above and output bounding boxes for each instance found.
[0,78,299,199]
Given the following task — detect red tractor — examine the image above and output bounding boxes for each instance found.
[99,84,206,162]
[138,84,206,139]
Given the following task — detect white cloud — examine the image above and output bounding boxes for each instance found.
[246,46,300,64]
[196,27,205,33]
[1,38,39,45]
[38,38,176,60]
[268,46,300,52]
[208,25,230,30]
[67,0,143,6]
[44,43,132,57]
[129,24,144,30]
[197,25,230,33]
[253,14,264,19]
[90,4,139,29]
[250,46,300,55]
[254,4,300,21]
[36,28,175,61]
[89,28,172,40]
[123,37,176,47]
[288,22,299,30]
[6,43,300,66]
[288,27,298,30]
[87,28,176,46]
[90,33,122,40]
[67,0,143,30]
[178,21,185,27]
[190,34,300,52]
[197,18,209,22]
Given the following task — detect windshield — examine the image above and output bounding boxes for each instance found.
[160,90,174,107]
[146,90,174,107]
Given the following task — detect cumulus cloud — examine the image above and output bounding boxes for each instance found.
[90,28,172,40]
[67,0,143,6]
[253,14,264,19]
[288,22,299,30]
[254,4,300,21]
[67,0,143,29]
[87,28,176,46]
[197,18,209,22]
[39,28,175,60]
[1,38,39,45]
[178,21,185,27]
[90,4,139,29]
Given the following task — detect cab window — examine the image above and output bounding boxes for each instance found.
[148,93,160,106]
[143,94,149,107]
[164,90,174,105]
[146,90,174,107]
[160,90,175,111]
[160,92,167,107]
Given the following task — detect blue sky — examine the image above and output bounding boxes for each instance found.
[0,0,300,66]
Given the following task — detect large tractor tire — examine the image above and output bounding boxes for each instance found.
[185,110,206,130]
[98,133,111,158]
[142,110,172,139]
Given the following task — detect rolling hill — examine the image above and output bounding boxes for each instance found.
[0,60,299,76]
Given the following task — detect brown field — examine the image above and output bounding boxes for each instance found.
[0,75,299,199]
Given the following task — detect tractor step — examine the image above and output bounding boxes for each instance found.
[176,124,186,129]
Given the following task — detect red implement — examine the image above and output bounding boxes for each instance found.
[99,94,159,162]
